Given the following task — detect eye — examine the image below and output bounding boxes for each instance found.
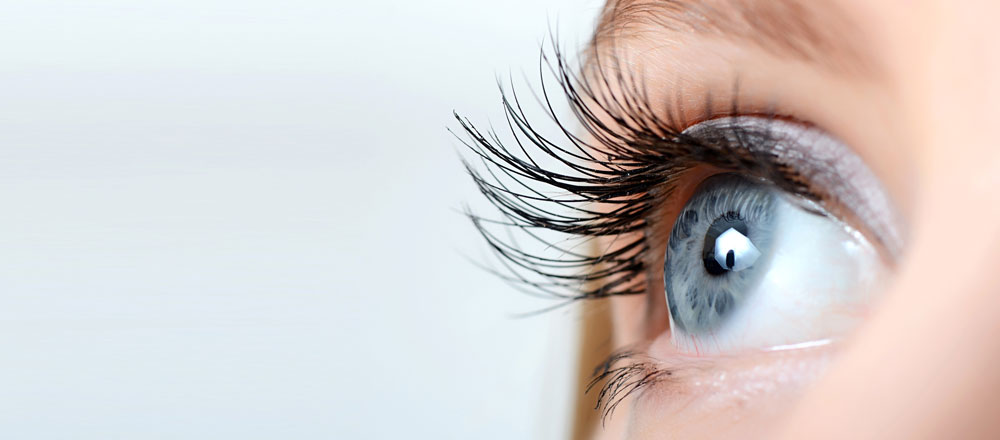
[663,120,890,354]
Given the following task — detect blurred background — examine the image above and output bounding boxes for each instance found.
[0,0,604,438]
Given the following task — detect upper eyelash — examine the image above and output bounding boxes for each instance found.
[453,40,813,305]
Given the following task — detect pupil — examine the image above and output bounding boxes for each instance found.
[702,212,749,276]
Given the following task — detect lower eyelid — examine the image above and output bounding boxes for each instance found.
[623,343,836,425]
[590,335,838,425]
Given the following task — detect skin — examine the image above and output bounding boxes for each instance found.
[588,0,1000,438]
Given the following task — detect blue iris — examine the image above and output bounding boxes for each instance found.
[664,173,778,334]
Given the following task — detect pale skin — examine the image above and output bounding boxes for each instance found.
[587,0,1000,438]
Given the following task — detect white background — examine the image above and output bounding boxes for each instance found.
[0,1,604,438]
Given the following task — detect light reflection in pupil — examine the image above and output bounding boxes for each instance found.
[702,213,751,276]
[712,227,761,273]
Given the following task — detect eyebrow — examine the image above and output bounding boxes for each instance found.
[593,0,875,76]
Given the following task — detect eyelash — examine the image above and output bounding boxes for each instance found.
[588,348,673,424]
[454,42,821,417]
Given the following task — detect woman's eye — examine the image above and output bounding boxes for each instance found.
[663,123,889,355]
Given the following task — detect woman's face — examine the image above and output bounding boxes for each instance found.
[459,0,1000,438]
[591,0,1000,438]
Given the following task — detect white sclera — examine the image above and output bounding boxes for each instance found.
[713,227,761,272]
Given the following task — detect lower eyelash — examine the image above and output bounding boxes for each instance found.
[588,349,673,424]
